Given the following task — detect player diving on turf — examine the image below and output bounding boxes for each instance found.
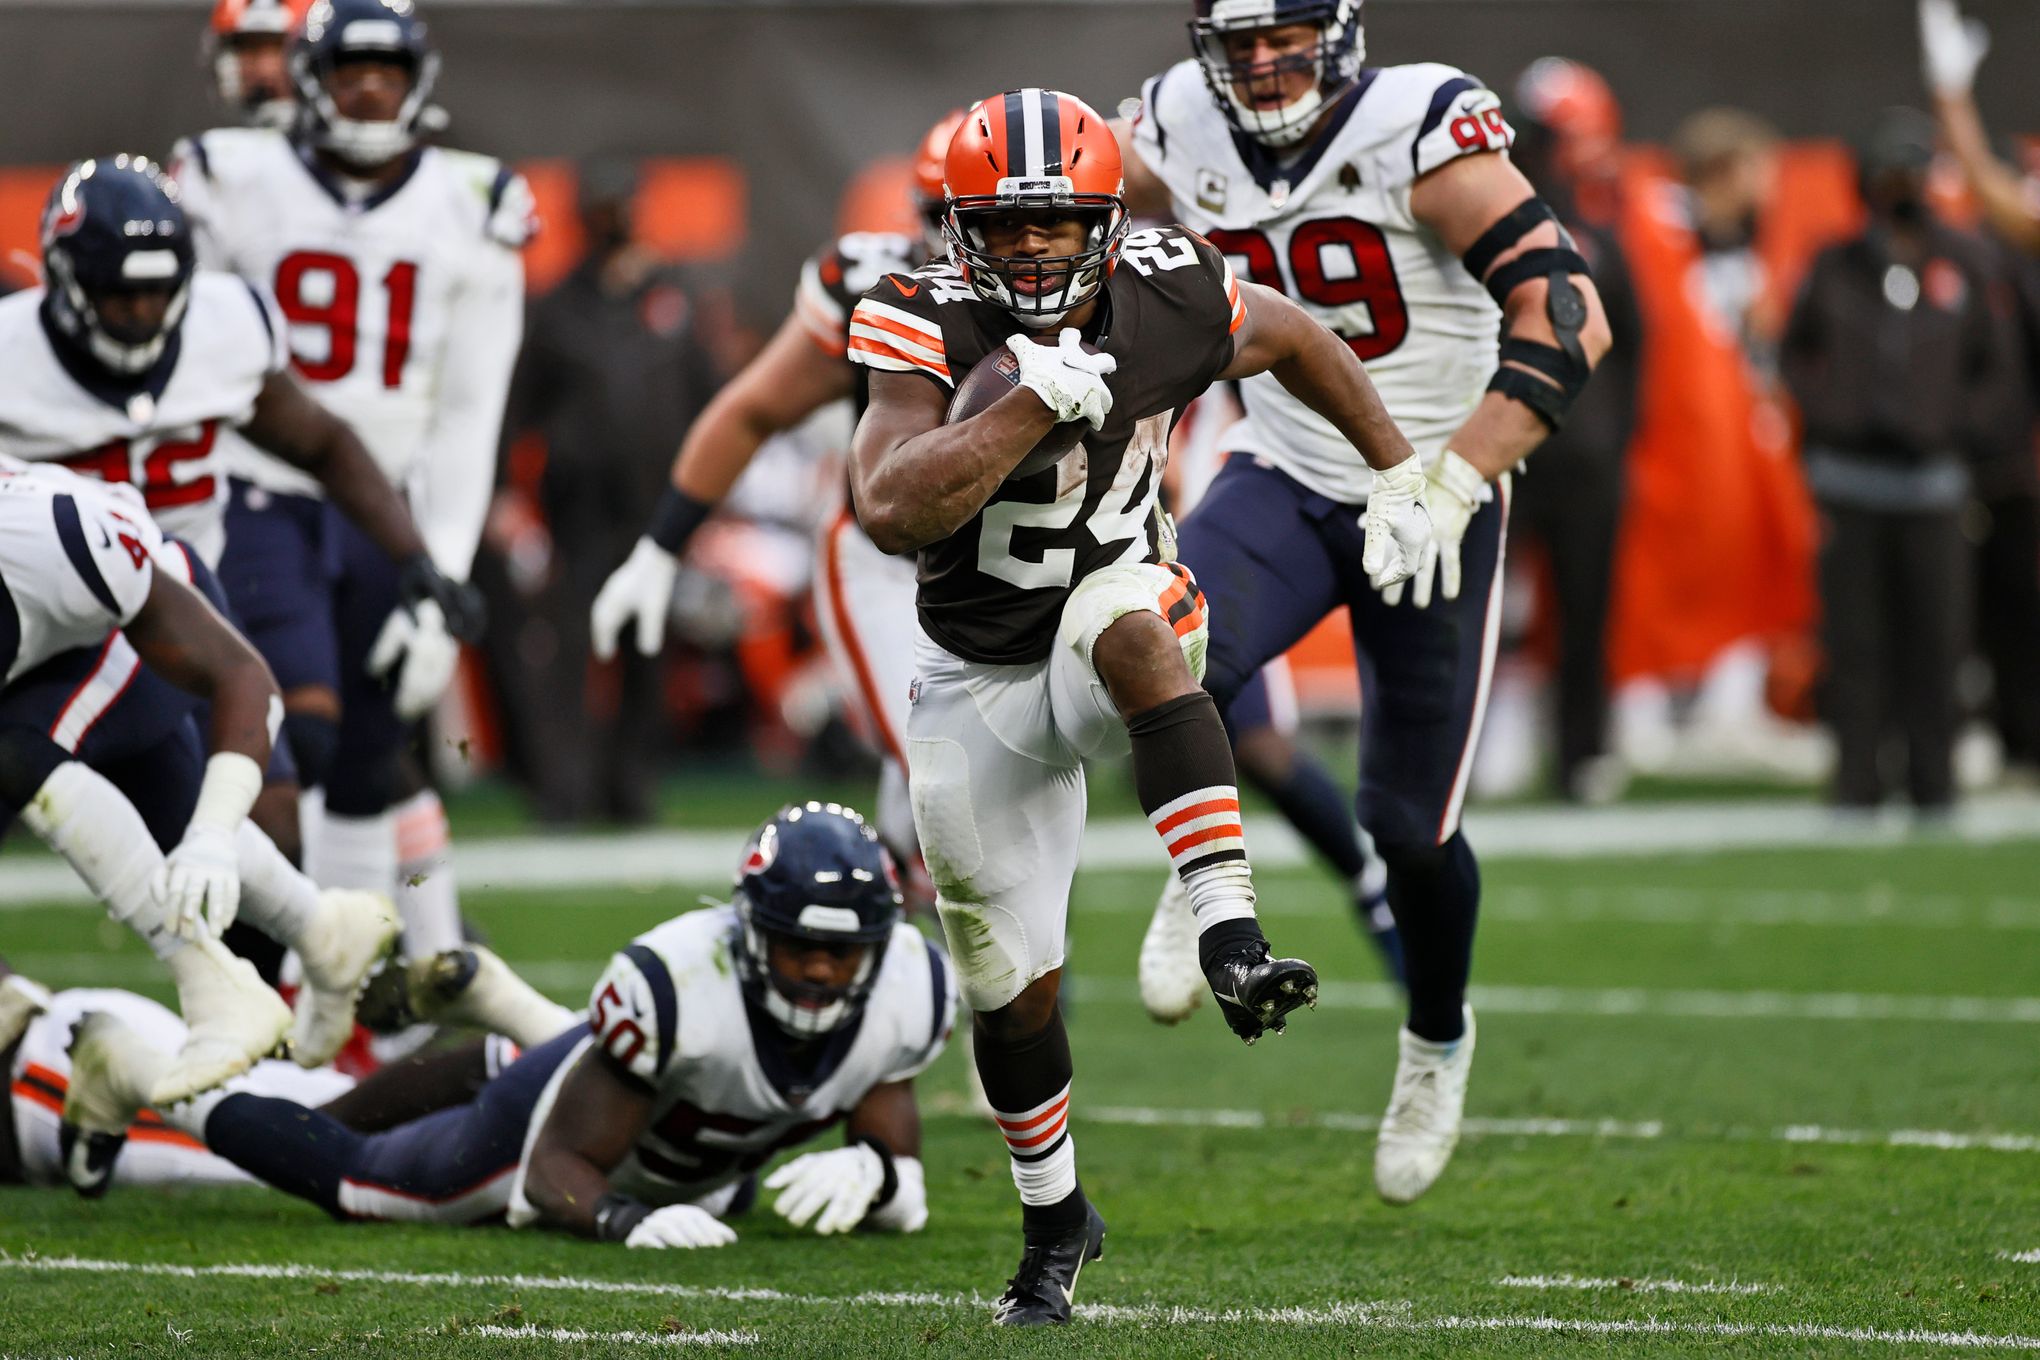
[61,804,954,1248]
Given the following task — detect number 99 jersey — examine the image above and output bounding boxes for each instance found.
[168,128,530,542]
[1132,60,1511,503]
[508,906,956,1218]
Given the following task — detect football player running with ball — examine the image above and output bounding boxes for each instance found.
[1120,0,1613,1206]
[848,89,1430,1325]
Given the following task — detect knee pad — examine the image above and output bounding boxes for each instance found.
[0,726,71,812]
[282,712,339,791]
[1057,561,1208,682]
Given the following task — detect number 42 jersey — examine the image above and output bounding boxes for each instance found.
[169,127,532,580]
[1133,61,1512,502]
[847,225,1244,665]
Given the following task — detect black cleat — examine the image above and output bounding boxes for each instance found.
[992,1202,1107,1326]
[58,1121,126,1199]
[1206,944,1319,1045]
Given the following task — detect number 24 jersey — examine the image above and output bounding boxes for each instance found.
[847,226,1244,665]
[1133,60,1512,501]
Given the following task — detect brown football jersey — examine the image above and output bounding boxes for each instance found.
[847,225,1245,664]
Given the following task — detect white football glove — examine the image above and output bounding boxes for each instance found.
[764,1144,887,1236]
[591,536,681,662]
[367,598,460,721]
[1007,328,1118,430]
[152,823,241,939]
[1920,0,1989,97]
[623,1204,738,1250]
[1384,450,1488,608]
[1359,453,1434,592]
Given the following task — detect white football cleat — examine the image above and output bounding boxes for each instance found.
[408,945,576,1047]
[1138,876,1204,1025]
[62,1011,164,1196]
[1374,1006,1476,1205]
[291,890,401,1067]
[153,936,292,1105]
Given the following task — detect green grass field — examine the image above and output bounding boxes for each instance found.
[5,832,2040,1357]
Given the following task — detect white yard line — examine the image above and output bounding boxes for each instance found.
[466,1324,756,1347]
[951,1098,2040,1155]
[1999,1249,2040,1264]
[1498,1274,1776,1295]
[1,1256,2034,1350]
[1,794,2036,907]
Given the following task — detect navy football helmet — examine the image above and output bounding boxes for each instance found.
[731,802,902,1039]
[40,158,195,378]
[1189,0,1366,148]
[290,0,440,168]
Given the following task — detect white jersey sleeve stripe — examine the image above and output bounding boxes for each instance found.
[854,298,946,349]
[49,634,142,753]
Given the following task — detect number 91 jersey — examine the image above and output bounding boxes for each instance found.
[168,127,532,501]
[1133,60,1511,503]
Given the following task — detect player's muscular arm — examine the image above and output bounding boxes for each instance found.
[1412,153,1614,481]
[1219,281,1419,472]
[244,371,431,564]
[523,1049,656,1237]
[845,1079,922,1158]
[124,572,279,770]
[851,369,1059,555]
[1110,118,1177,219]
[671,312,856,503]
[1935,95,2040,255]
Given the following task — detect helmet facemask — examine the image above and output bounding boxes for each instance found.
[1190,0,1365,149]
[734,909,889,1040]
[944,195,1128,329]
[294,45,439,169]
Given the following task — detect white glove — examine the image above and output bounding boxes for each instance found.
[1359,453,1433,591]
[590,536,681,662]
[367,598,460,721]
[1007,328,1118,430]
[1384,450,1487,608]
[764,1144,887,1236]
[623,1204,738,1250]
[1920,0,1989,97]
[151,823,241,939]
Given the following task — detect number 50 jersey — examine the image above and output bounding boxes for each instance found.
[1133,61,1511,503]
[170,127,532,579]
[847,225,1244,666]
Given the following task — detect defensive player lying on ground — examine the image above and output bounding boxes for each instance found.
[63,803,954,1245]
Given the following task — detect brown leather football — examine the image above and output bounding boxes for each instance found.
[945,337,1097,480]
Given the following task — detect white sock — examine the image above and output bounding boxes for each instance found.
[233,821,317,947]
[1149,786,1257,927]
[393,790,461,956]
[992,1083,1078,1206]
[20,763,180,959]
[307,808,396,896]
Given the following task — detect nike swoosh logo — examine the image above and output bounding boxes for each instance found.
[97,528,110,548]
[892,278,921,298]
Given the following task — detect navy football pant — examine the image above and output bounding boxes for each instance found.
[204,1026,585,1224]
[220,479,407,815]
[1178,456,1506,1040]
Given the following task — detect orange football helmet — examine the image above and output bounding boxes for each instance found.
[942,89,1129,326]
[911,108,966,258]
[206,0,312,129]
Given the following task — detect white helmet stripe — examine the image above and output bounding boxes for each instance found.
[1020,87,1046,178]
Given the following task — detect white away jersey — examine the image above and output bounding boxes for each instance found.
[0,277,285,566]
[795,231,920,358]
[0,466,162,685]
[171,127,532,578]
[7,987,349,1188]
[509,906,955,1217]
[1134,61,1511,501]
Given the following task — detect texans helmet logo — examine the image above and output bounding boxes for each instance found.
[742,823,780,876]
[46,185,85,240]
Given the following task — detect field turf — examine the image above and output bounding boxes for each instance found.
[4,832,2039,1356]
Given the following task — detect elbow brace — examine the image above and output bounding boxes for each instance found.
[1463,197,1595,432]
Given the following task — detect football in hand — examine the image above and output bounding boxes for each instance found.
[945,337,1099,480]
